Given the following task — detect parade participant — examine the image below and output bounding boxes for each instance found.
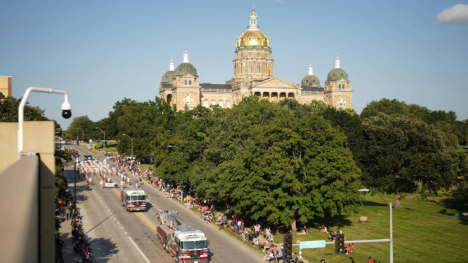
[88,177,92,187]
[120,179,124,189]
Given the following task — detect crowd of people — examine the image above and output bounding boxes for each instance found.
[55,184,94,263]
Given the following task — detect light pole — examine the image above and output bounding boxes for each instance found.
[123,134,133,158]
[96,127,106,150]
[17,87,71,160]
[359,188,393,263]
[74,158,79,232]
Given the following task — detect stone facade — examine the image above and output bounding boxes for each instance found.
[159,7,354,111]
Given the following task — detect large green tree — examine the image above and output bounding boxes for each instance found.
[0,92,49,122]
[360,113,467,209]
[155,97,362,226]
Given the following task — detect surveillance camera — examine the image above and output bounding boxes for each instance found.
[61,99,72,119]
[62,110,72,119]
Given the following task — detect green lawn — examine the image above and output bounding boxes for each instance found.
[458,145,468,154]
[270,193,467,263]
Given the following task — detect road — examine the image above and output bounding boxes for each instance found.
[65,143,265,263]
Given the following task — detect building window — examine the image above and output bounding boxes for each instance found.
[183,97,186,103]
[248,63,252,73]
[339,84,341,89]
[306,80,309,86]
[226,100,231,109]
[190,97,193,103]
[184,80,187,85]
[257,53,260,57]
[249,53,252,58]
[211,99,216,106]
[241,54,243,58]
[219,100,224,108]
[257,63,260,73]
[203,100,209,107]
[189,80,192,85]
[186,94,190,103]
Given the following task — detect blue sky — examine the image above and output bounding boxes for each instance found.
[1,0,467,128]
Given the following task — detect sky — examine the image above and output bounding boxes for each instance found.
[1,0,468,129]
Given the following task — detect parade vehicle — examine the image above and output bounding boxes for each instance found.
[120,189,147,211]
[157,211,210,263]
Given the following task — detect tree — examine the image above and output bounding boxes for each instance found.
[0,92,49,122]
[360,113,466,209]
[361,98,460,147]
[155,96,362,227]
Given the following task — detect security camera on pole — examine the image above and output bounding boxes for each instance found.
[17,87,72,160]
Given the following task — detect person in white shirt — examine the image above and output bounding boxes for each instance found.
[100,179,104,189]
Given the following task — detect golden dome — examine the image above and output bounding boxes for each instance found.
[237,30,270,50]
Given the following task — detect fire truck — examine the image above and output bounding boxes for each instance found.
[157,211,210,263]
[120,189,147,212]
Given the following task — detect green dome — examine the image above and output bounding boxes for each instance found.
[327,68,348,81]
[162,70,174,82]
[301,75,320,86]
[175,63,198,76]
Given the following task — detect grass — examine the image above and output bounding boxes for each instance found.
[269,193,468,263]
[458,145,468,154]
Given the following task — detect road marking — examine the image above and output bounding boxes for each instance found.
[121,227,124,229]
[125,232,127,234]
[117,222,120,225]
[128,236,151,263]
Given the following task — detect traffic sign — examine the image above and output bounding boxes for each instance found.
[299,240,326,249]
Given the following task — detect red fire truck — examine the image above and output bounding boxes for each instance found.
[157,211,210,263]
[120,189,147,211]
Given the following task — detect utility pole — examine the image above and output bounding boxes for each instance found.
[96,127,106,150]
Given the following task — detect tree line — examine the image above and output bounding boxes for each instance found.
[3,91,468,226]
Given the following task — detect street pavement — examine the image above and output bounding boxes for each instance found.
[67,144,265,263]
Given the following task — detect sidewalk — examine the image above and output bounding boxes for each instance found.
[59,217,77,263]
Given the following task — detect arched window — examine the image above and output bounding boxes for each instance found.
[211,99,216,106]
[189,80,192,85]
[190,97,193,103]
[249,53,252,58]
[186,94,190,103]
[226,100,231,109]
[339,84,341,89]
[342,84,345,89]
[257,53,260,58]
[184,80,187,85]
[219,100,224,108]
[183,97,186,103]
[305,101,310,105]
[248,63,252,73]
[257,63,260,73]
[203,100,209,108]
[306,80,309,86]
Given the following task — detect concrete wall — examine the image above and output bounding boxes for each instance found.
[0,76,12,97]
[0,156,40,262]
[0,121,55,262]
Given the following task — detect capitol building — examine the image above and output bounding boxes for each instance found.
[159,6,353,111]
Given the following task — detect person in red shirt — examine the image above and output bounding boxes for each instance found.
[368,256,375,263]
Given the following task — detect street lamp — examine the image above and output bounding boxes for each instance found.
[359,188,393,263]
[74,157,79,232]
[75,128,84,143]
[17,87,72,160]
[96,127,106,150]
[122,134,133,158]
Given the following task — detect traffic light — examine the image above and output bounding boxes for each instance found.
[283,233,293,261]
[335,234,345,254]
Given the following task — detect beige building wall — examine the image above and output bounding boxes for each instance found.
[0,121,56,263]
[0,76,12,97]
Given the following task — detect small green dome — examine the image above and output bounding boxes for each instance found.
[327,68,348,81]
[175,63,198,76]
[301,75,320,86]
[162,70,174,82]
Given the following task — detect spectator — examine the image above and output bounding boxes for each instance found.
[320,256,326,263]
[320,225,328,233]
